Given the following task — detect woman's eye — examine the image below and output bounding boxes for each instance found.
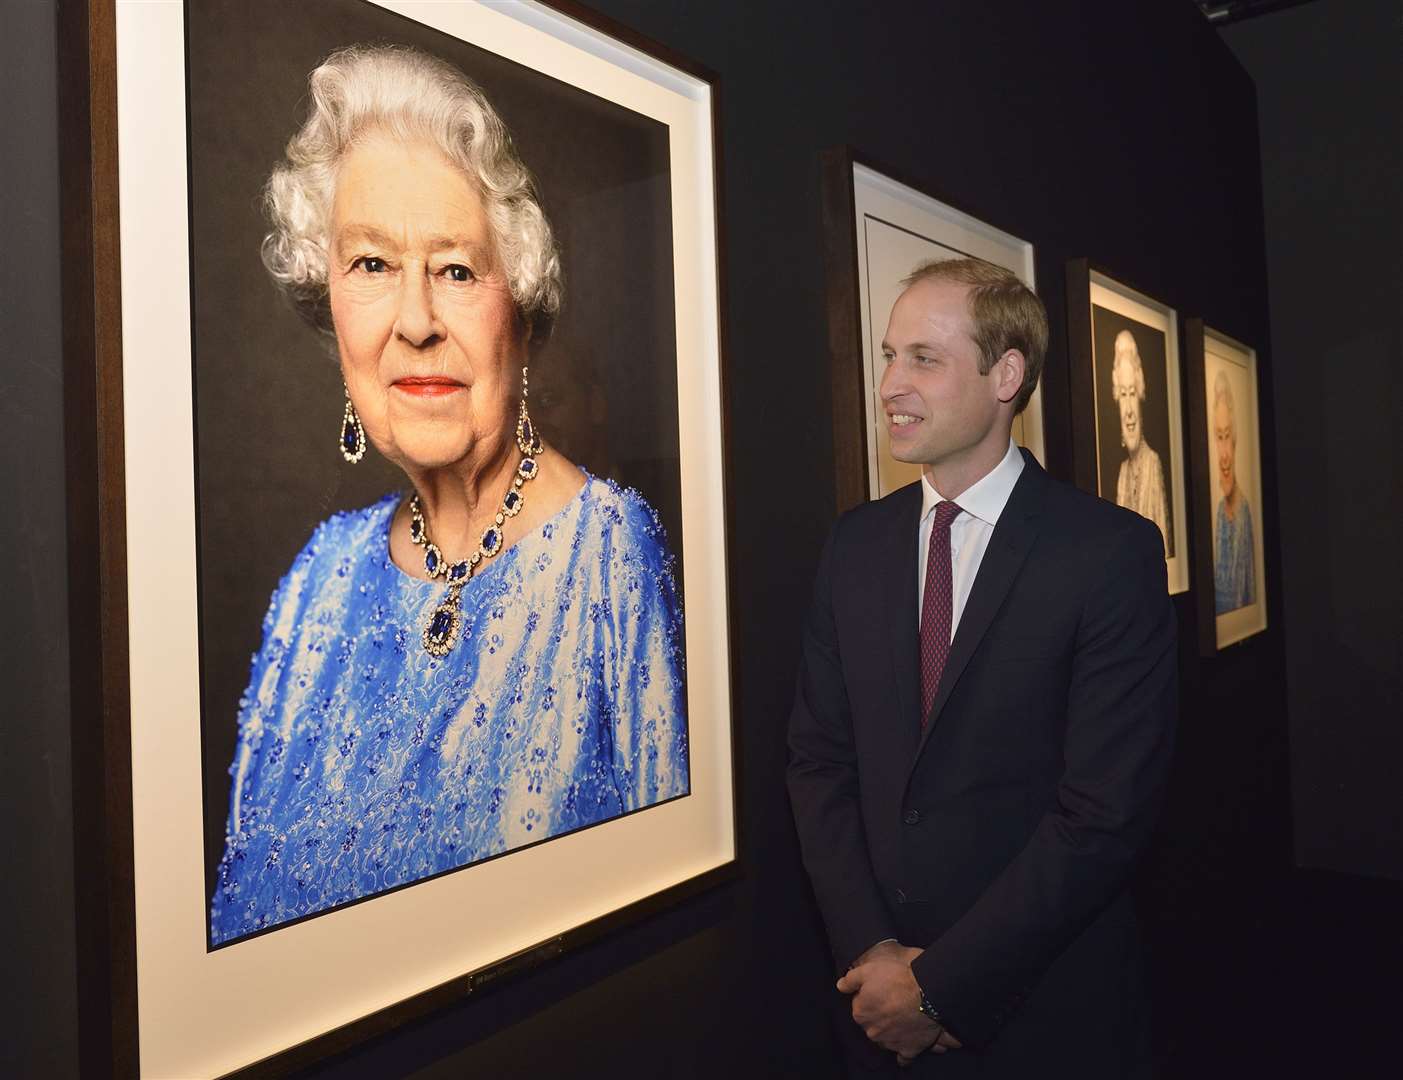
[353,256,387,274]
[443,264,474,283]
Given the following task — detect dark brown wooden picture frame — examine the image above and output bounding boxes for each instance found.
[819,146,870,515]
[1064,258,1193,598]
[1183,317,1219,656]
[1184,317,1270,656]
[59,1,740,1075]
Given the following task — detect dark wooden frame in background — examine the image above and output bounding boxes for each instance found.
[1184,317,1270,657]
[819,146,870,514]
[1064,257,1195,602]
[1183,317,1220,656]
[60,1,742,1075]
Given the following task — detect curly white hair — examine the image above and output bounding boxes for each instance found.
[260,44,562,344]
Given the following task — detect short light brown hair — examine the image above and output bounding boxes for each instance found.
[901,257,1048,413]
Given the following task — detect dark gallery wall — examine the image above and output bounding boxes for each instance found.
[14,1,1396,1078]
[0,0,81,1077]
[1222,0,1403,883]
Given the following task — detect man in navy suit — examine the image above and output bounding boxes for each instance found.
[788,258,1176,1077]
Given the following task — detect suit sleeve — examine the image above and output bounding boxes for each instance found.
[786,522,898,970]
[910,514,1178,1046]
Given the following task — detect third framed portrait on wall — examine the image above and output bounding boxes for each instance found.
[821,149,1045,510]
[1186,320,1268,652]
[1066,261,1190,595]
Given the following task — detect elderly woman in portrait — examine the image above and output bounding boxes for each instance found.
[1212,370,1256,614]
[210,45,689,944]
[1110,329,1172,555]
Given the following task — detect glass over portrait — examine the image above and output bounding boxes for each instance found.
[190,27,690,947]
[1087,272,1189,595]
[1202,329,1267,647]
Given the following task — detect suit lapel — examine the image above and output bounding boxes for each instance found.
[882,484,924,749]
[912,452,1051,763]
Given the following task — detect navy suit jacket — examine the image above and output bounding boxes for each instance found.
[787,451,1177,1072]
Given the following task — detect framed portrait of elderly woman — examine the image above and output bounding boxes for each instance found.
[1065,260,1190,596]
[821,149,1046,511]
[65,0,735,1074]
[1185,320,1268,653]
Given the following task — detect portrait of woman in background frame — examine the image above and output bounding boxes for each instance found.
[1066,261,1190,596]
[105,1,736,1074]
[1186,320,1268,652]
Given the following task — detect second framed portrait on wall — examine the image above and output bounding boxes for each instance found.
[821,150,1045,510]
[96,0,736,1074]
[1067,261,1190,595]
[1186,321,1269,651]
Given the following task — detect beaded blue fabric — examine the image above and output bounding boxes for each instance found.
[210,475,689,945]
[1213,495,1256,615]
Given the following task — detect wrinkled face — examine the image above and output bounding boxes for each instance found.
[1214,399,1237,501]
[878,278,1002,470]
[328,133,525,473]
[1111,342,1143,455]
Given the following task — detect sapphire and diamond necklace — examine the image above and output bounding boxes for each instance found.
[410,411,542,657]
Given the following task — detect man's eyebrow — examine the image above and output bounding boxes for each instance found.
[882,340,947,355]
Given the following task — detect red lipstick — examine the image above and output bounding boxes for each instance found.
[394,376,464,397]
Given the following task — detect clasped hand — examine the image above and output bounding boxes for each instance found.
[836,941,963,1065]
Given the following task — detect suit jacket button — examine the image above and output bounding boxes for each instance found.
[903,809,921,825]
[895,888,907,904]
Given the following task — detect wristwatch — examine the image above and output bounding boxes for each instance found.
[917,987,944,1030]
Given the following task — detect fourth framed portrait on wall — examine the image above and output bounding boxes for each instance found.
[1066,261,1190,595]
[1186,321,1268,652]
[73,0,737,1074]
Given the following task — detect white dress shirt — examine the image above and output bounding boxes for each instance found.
[917,439,1026,637]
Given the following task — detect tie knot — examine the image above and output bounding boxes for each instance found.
[932,501,962,530]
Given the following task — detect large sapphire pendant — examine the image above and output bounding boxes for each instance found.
[340,399,366,463]
[422,590,463,657]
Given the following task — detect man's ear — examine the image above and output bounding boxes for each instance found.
[994,348,1026,405]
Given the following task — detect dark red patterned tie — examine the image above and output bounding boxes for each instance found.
[919,501,962,726]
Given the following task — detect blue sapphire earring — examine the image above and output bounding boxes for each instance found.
[340,384,366,463]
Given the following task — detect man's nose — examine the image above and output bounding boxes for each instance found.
[879,361,906,401]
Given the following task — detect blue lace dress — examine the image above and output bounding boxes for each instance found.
[210,475,689,945]
[1213,495,1256,615]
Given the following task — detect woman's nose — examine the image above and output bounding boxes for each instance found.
[394,272,443,347]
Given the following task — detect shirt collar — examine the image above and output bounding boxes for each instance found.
[920,438,1026,527]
